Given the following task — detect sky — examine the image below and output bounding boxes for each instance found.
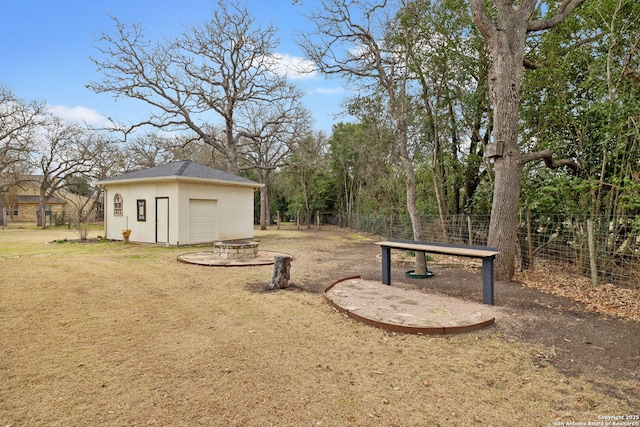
[0,0,351,135]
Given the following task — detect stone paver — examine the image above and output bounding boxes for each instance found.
[325,277,498,334]
[177,250,292,267]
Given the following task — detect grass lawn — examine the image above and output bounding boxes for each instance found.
[0,225,637,426]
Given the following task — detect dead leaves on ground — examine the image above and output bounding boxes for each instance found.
[515,261,640,323]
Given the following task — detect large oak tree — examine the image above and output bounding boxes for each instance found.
[469,0,584,279]
[89,0,304,175]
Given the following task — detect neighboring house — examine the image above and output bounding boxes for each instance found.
[1,176,100,224]
[96,160,263,245]
[4,194,66,223]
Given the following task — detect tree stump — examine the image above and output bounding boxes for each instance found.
[269,256,291,290]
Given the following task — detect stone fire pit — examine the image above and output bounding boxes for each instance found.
[213,240,259,260]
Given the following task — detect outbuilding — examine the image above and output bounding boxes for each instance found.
[97,160,262,245]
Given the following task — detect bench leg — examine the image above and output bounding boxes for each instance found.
[381,246,391,285]
[482,257,495,305]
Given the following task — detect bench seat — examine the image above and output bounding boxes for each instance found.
[374,238,500,305]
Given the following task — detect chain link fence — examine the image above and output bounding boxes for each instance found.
[322,212,640,290]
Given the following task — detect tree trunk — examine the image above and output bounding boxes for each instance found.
[397,127,427,275]
[260,183,268,230]
[0,197,6,227]
[224,118,240,174]
[431,167,448,241]
[265,191,271,229]
[449,100,461,215]
[487,150,523,280]
[524,202,534,269]
[37,200,47,229]
[470,0,584,280]
[419,87,448,241]
[480,6,529,281]
[268,256,291,290]
[462,55,489,213]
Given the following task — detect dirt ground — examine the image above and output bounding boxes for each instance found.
[1,225,638,426]
[280,228,640,398]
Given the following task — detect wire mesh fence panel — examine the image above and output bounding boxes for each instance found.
[335,212,639,290]
[516,214,640,290]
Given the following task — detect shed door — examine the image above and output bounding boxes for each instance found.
[156,197,169,243]
[189,199,218,244]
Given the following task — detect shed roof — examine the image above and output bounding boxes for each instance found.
[97,160,261,188]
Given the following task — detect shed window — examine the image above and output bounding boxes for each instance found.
[114,194,123,216]
[137,199,146,221]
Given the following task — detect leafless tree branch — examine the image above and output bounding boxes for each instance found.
[88,1,308,174]
[521,149,579,173]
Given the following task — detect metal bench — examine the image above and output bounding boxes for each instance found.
[374,238,500,305]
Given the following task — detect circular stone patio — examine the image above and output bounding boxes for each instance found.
[177,250,292,267]
[324,276,497,334]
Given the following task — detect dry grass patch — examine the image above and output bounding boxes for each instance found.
[1,226,637,426]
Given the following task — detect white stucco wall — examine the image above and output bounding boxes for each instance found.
[102,181,178,243]
[176,182,255,244]
[101,178,256,245]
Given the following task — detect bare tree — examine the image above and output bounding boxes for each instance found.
[241,95,312,229]
[30,116,99,229]
[89,0,303,175]
[169,138,228,170]
[63,180,100,240]
[299,0,430,274]
[0,85,46,226]
[66,136,122,239]
[123,133,181,171]
[469,0,583,279]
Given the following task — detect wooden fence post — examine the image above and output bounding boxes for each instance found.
[587,219,598,287]
[526,205,533,269]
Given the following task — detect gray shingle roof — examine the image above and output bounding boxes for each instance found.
[98,160,260,186]
[16,195,66,204]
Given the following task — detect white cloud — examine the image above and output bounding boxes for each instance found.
[266,53,318,79]
[315,86,345,95]
[48,104,111,127]
[348,43,368,58]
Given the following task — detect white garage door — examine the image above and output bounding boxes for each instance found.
[189,199,218,244]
